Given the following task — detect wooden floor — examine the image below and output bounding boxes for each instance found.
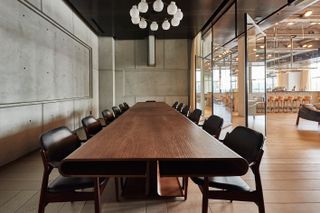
[0,113,319,213]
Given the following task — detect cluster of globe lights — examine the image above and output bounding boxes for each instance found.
[129,0,183,31]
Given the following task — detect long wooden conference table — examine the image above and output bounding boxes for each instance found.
[60,102,248,198]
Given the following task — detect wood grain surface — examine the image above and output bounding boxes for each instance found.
[61,102,248,176]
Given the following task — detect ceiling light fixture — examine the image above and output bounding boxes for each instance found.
[139,18,147,29]
[308,44,313,48]
[130,1,183,32]
[150,21,159,31]
[303,10,313,17]
[302,44,307,48]
[138,0,149,13]
[287,22,294,25]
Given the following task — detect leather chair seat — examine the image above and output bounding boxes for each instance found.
[191,176,251,192]
[48,176,106,193]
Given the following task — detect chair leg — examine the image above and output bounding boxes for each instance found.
[94,178,101,213]
[257,199,265,213]
[38,183,46,213]
[296,115,300,126]
[38,197,46,213]
[183,177,188,201]
[202,177,209,213]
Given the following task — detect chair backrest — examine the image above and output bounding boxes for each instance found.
[176,103,184,112]
[81,116,102,138]
[112,106,122,117]
[223,126,264,164]
[202,115,224,139]
[119,103,126,112]
[101,109,115,124]
[40,126,81,163]
[188,109,202,124]
[123,102,130,110]
[172,101,178,109]
[181,105,190,116]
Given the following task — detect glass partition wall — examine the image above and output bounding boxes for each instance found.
[195,55,213,118]
[245,14,267,135]
[212,49,233,127]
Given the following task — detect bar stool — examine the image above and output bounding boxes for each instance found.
[275,96,284,112]
[302,95,312,104]
[284,96,293,112]
[267,96,275,112]
[293,96,303,112]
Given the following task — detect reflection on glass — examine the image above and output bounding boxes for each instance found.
[246,14,267,136]
[195,56,202,110]
[212,50,232,127]
[195,56,213,118]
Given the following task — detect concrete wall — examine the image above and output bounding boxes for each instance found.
[0,0,99,166]
[99,38,191,111]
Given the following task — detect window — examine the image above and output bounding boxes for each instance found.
[310,62,320,91]
[251,63,265,93]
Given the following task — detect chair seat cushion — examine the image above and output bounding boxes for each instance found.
[48,176,105,193]
[191,176,251,192]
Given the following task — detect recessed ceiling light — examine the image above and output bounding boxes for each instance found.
[260,45,265,48]
[308,44,313,48]
[288,22,294,25]
[303,10,313,17]
[302,44,307,48]
[311,22,317,25]
[256,54,259,57]
[287,44,292,48]
[253,48,257,52]
[268,54,272,57]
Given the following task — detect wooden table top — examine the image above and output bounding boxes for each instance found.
[66,102,244,161]
[61,102,248,177]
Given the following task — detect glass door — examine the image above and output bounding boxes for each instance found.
[195,56,213,118]
[203,56,213,118]
[245,14,267,135]
[212,49,233,128]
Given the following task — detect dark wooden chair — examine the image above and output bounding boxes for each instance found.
[176,103,184,112]
[296,104,320,125]
[102,109,115,125]
[146,100,156,102]
[188,109,202,125]
[112,106,122,118]
[202,115,224,139]
[119,103,127,112]
[172,101,179,109]
[39,126,109,213]
[191,126,265,213]
[81,116,103,140]
[181,105,190,117]
[123,102,130,111]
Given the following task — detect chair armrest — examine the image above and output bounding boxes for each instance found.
[49,161,61,168]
